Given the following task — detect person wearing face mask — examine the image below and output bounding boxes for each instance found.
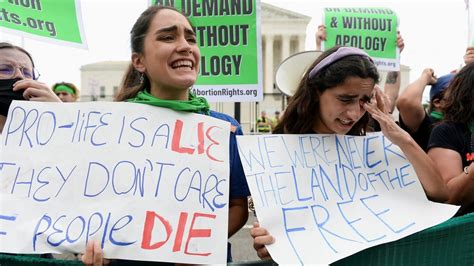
[251,46,449,261]
[0,42,60,134]
[52,81,80,102]
[80,6,250,266]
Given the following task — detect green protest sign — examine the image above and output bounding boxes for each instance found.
[323,8,398,71]
[0,0,86,48]
[151,0,262,102]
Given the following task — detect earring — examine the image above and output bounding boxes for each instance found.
[139,72,144,84]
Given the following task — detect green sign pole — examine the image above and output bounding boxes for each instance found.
[0,0,86,48]
[150,0,262,102]
[324,8,398,71]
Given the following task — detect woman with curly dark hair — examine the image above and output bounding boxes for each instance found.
[427,62,474,216]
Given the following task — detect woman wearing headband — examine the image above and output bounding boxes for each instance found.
[52,82,79,102]
[252,46,448,260]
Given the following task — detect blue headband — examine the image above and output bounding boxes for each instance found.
[308,47,373,78]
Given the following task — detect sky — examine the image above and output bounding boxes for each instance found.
[1,0,470,94]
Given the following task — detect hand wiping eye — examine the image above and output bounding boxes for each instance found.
[362,95,372,103]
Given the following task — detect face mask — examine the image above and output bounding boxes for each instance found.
[0,78,24,117]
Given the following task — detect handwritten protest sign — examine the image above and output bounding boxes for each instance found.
[323,8,399,71]
[0,0,86,48]
[150,0,263,102]
[237,133,459,265]
[0,101,230,264]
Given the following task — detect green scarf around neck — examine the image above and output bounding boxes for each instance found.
[430,111,474,133]
[127,90,210,115]
[430,111,444,121]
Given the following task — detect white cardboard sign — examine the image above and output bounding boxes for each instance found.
[237,133,459,265]
[0,101,230,264]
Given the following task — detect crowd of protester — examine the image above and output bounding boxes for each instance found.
[0,5,473,266]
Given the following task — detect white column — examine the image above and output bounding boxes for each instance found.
[298,35,306,52]
[281,34,290,62]
[264,34,274,94]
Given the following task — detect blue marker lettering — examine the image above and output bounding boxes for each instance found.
[112,161,138,196]
[46,215,66,247]
[346,136,363,169]
[20,108,39,148]
[262,136,283,168]
[237,138,265,172]
[36,111,56,145]
[361,194,415,233]
[311,167,327,201]
[282,206,307,264]
[128,117,148,148]
[357,173,370,192]
[337,200,385,243]
[340,164,357,200]
[282,137,305,168]
[151,124,170,148]
[33,214,52,251]
[202,174,227,211]
[153,161,175,197]
[55,165,77,198]
[374,170,390,191]
[291,166,311,202]
[335,135,353,169]
[11,167,33,197]
[311,204,361,253]
[71,109,81,143]
[82,111,100,142]
[33,166,52,202]
[86,212,104,244]
[4,106,27,146]
[117,116,126,144]
[109,215,136,246]
[319,165,343,201]
[91,112,112,146]
[84,162,110,197]
[274,170,292,205]
[364,136,382,168]
[388,167,402,190]
[399,164,415,187]
[321,136,337,164]
[100,212,112,249]
[66,216,86,243]
[382,136,406,165]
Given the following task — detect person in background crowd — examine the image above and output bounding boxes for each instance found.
[52,81,80,102]
[396,69,454,150]
[427,62,474,216]
[256,110,271,133]
[271,110,281,131]
[81,5,249,265]
[251,46,448,260]
[0,42,60,134]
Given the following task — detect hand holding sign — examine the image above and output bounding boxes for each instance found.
[0,101,231,264]
[238,133,458,264]
[323,7,400,71]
